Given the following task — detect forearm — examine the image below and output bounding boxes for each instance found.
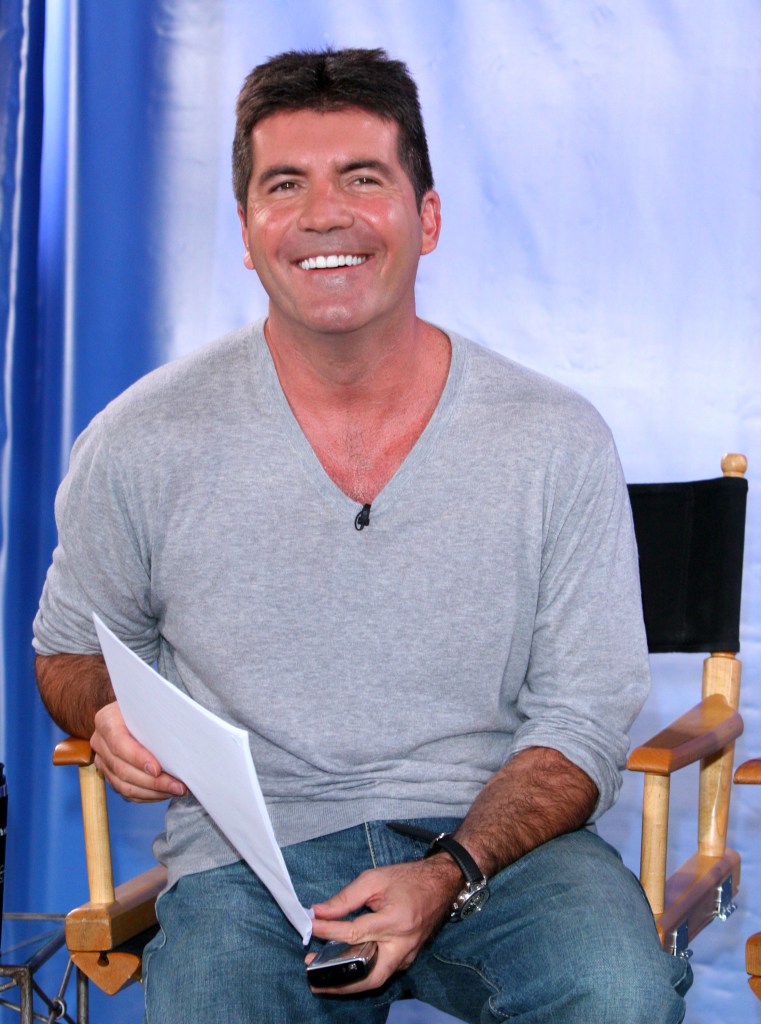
[452,746,598,879]
[310,744,599,991]
[35,652,114,738]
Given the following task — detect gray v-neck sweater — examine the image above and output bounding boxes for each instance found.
[34,320,649,888]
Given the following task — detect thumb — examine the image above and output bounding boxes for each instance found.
[312,874,374,919]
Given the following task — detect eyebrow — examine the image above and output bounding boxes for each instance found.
[256,165,305,186]
[256,158,394,187]
[339,159,394,177]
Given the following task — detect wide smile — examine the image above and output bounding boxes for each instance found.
[297,254,368,271]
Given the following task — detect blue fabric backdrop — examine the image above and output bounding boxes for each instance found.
[1,2,759,1021]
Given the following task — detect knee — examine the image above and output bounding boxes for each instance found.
[482,944,690,1024]
[560,949,691,1024]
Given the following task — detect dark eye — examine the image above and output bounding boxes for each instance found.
[272,181,297,192]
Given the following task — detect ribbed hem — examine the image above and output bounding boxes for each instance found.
[271,797,474,848]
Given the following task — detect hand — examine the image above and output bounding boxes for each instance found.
[90,701,187,802]
[306,855,462,994]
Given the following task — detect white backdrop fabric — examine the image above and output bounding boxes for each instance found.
[48,2,761,1021]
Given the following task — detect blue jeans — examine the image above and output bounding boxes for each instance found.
[142,821,691,1022]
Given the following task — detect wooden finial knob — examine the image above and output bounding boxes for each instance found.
[53,736,95,766]
[721,453,747,478]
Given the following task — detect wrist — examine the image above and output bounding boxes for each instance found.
[417,852,466,918]
[425,847,466,885]
[386,822,491,921]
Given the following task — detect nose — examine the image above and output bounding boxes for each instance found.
[297,182,353,233]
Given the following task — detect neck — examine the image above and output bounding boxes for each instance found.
[263,309,439,415]
[263,312,452,505]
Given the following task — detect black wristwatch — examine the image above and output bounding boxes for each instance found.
[387,822,490,921]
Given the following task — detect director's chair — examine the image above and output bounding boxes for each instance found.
[51,453,749,998]
[626,453,748,958]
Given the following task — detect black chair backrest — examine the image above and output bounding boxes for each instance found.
[628,476,748,654]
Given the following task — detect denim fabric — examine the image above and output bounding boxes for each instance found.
[143,822,691,1023]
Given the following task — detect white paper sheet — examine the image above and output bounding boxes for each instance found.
[93,614,313,943]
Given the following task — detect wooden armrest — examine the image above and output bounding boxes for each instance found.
[67,867,167,996]
[53,736,95,766]
[627,694,743,775]
[654,848,740,949]
[734,759,761,784]
[65,865,167,951]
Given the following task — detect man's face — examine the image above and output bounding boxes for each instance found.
[238,107,441,340]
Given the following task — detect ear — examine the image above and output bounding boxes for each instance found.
[237,205,255,270]
[419,190,442,256]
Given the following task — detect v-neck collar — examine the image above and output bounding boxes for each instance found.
[248,318,467,519]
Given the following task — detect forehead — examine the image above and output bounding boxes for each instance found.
[250,107,402,170]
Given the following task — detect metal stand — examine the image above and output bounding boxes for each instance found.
[0,915,87,1024]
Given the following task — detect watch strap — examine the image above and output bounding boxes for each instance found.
[386,822,485,883]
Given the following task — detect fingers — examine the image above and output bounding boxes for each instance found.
[310,893,427,952]
[307,861,457,994]
[90,701,187,803]
[311,871,378,920]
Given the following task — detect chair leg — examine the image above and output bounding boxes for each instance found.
[640,773,670,915]
[78,763,115,905]
[698,653,741,858]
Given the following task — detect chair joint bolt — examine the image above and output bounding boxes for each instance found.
[715,875,736,921]
[667,921,693,959]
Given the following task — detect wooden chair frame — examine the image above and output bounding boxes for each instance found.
[626,453,747,957]
[53,738,166,994]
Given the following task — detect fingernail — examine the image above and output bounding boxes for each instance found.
[170,782,185,796]
[144,762,158,777]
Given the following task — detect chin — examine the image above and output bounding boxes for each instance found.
[301,308,373,336]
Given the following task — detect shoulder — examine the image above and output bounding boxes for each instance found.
[62,321,267,486]
[107,321,261,422]
[76,321,264,454]
[447,329,613,454]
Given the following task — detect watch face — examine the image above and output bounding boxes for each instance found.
[459,885,490,919]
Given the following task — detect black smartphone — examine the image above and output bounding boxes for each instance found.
[306,939,378,987]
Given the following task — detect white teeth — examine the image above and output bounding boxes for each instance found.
[298,255,367,270]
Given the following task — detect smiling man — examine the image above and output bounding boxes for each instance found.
[34,49,691,1022]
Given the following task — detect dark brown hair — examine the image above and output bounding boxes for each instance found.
[233,48,434,212]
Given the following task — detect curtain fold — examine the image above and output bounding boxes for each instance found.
[0,0,49,911]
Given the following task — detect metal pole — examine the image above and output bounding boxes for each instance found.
[76,967,88,1024]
